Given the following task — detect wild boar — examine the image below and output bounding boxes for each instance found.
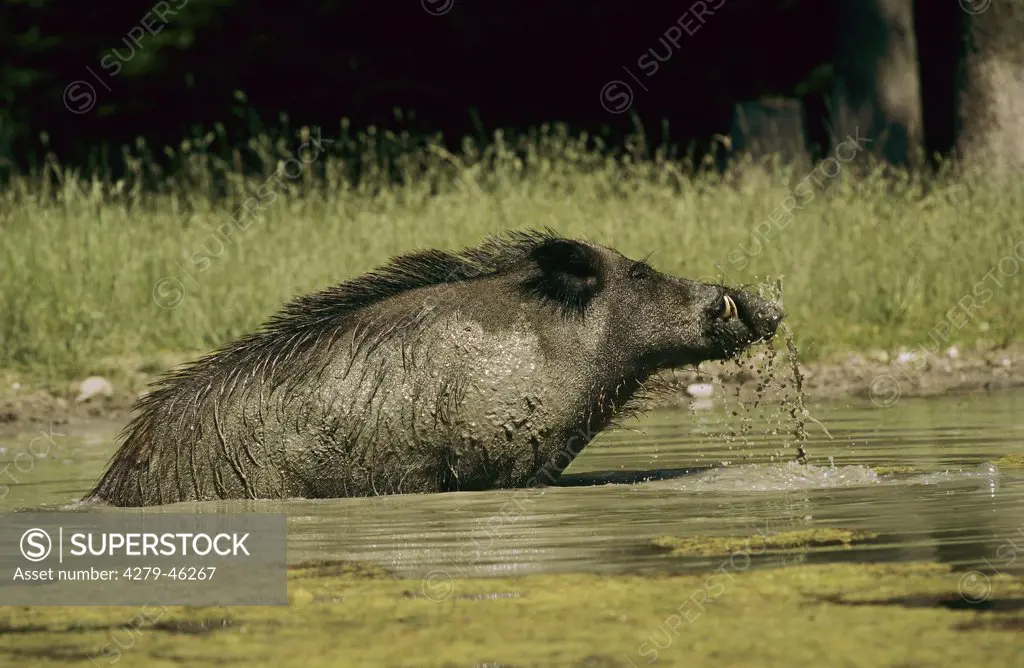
[88,230,782,506]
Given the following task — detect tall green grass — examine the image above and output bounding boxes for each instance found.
[2,123,1022,383]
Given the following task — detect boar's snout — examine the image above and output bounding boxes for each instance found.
[695,287,783,362]
[729,289,783,343]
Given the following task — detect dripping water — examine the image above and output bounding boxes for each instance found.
[781,321,833,464]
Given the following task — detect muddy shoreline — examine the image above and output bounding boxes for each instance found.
[1,345,1022,426]
[652,343,1024,409]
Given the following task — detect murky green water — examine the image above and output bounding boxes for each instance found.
[2,389,1023,580]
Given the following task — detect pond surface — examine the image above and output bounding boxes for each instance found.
[2,389,1022,580]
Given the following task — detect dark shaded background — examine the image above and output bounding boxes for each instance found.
[1,1,965,177]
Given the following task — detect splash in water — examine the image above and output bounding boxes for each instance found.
[672,461,882,492]
[652,460,1002,494]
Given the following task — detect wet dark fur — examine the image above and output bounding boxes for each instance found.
[89,229,611,501]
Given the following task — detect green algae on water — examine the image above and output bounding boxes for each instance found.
[650,528,879,557]
[869,465,921,475]
[993,455,1024,470]
[3,561,1021,668]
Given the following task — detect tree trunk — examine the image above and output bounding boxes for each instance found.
[833,0,923,166]
[958,1,1024,169]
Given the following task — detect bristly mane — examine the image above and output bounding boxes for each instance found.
[89,228,566,499]
[269,227,559,337]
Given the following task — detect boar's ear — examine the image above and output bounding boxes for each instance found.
[525,239,605,312]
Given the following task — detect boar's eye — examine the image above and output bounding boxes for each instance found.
[629,262,653,280]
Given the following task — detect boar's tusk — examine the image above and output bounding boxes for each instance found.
[722,295,737,321]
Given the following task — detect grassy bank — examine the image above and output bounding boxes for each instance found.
[2,124,1022,384]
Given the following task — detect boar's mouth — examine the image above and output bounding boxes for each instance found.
[703,290,783,361]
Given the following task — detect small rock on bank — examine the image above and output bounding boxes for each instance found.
[75,376,114,403]
[685,383,714,399]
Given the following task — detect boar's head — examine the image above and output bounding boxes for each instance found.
[521,236,783,376]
